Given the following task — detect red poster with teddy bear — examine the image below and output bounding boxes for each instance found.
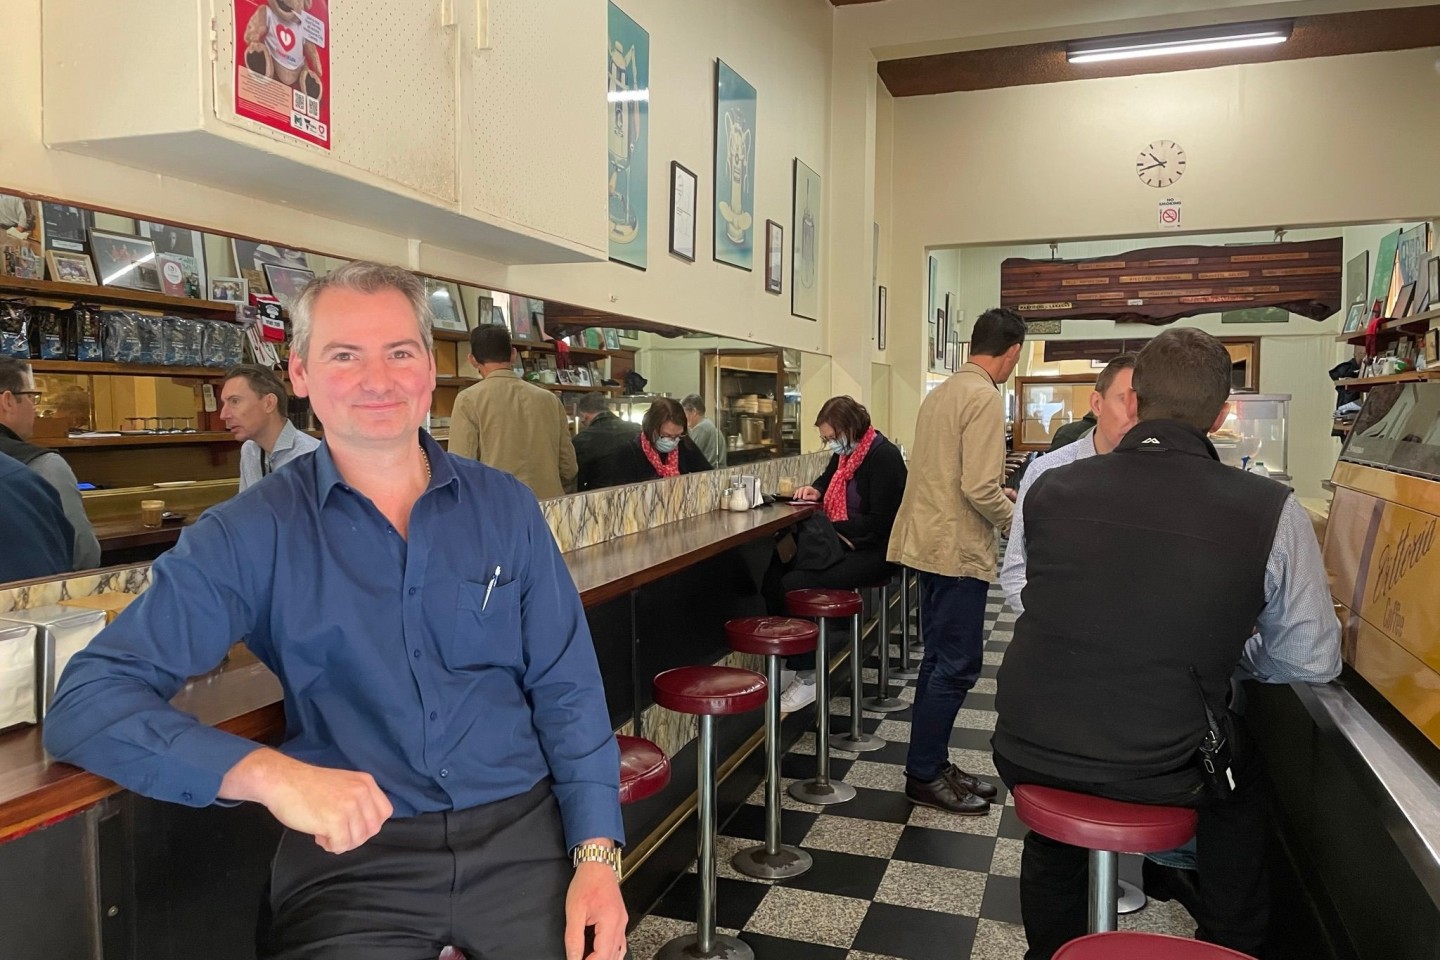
[235,0,331,150]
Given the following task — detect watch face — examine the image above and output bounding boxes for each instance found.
[1136,140,1186,188]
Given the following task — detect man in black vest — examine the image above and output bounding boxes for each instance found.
[993,328,1340,959]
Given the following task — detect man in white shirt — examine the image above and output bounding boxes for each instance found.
[1000,353,1137,614]
[221,364,320,491]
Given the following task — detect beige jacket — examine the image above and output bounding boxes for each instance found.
[887,362,1014,581]
[448,370,578,500]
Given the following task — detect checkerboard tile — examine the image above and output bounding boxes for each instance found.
[628,583,1195,959]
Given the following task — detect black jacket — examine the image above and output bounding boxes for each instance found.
[1049,412,1095,451]
[611,434,713,484]
[812,435,907,552]
[572,412,641,491]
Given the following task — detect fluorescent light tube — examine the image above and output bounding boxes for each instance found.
[1068,21,1291,64]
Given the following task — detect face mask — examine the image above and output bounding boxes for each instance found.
[654,437,680,454]
[825,437,853,456]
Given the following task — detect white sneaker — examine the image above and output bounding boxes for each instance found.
[780,669,797,690]
[779,677,817,713]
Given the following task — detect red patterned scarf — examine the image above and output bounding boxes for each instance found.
[822,426,877,522]
[640,433,681,478]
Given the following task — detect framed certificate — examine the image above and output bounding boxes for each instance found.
[669,161,697,262]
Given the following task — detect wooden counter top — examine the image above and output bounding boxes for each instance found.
[0,503,812,840]
[93,516,191,552]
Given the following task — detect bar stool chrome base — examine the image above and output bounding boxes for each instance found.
[654,933,754,960]
[862,693,908,713]
[890,666,920,681]
[731,842,814,880]
[830,729,886,752]
[788,777,857,804]
[1117,879,1147,915]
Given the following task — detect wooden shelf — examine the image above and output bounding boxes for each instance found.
[435,376,479,388]
[542,383,618,394]
[31,360,230,378]
[47,431,237,448]
[1336,309,1440,344]
[515,340,616,362]
[1334,370,1439,389]
[432,329,469,342]
[0,275,243,319]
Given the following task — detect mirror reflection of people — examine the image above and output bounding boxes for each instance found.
[220,364,320,492]
[43,262,627,960]
[571,392,639,491]
[0,194,34,239]
[767,396,906,712]
[681,394,726,468]
[612,397,712,483]
[0,358,100,569]
[449,324,578,500]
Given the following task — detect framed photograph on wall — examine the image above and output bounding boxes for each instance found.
[157,253,197,297]
[232,238,309,295]
[424,279,467,331]
[1392,280,1417,320]
[1425,328,1440,369]
[139,221,208,295]
[607,1,650,271]
[210,277,249,303]
[40,203,95,254]
[262,262,317,313]
[509,294,535,342]
[876,285,887,351]
[603,328,621,350]
[669,161,697,262]
[712,59,756,270]
[1342,302,1369,334]
[791,158,821,319]
[0,192,43,279]
[89,229,161,291]
[1428,257,1440,313]
[764,220,783,294]
[46,250,97,285]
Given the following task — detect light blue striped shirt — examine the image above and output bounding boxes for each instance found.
[1000,428,1340,685]
[238,420,321,491]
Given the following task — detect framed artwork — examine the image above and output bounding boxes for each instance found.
[40,203,95,254]
[210,277,249,302]
[1345,250,1368,307]
[1370,229,1401,316]
[157,253,199,297]
[712,59,756,270]
[791,158,821,319]
[927,255,940,351]
[0,192,43,279]
[619,326,640,341]
[1396,224,1429,293]
[46,250,97,285]
[424,279,466,331]
[1429,258,1440,313]
[509,294,534,342]
[876,285,887,351]
[575,367,593,387]
[1342,302,1369,335]
[89,229,161,291]
[669,161,697,262]
[476,294,493,332]
[765,220,783,294]
[603,328,621,350]
[232,238,309,295]
[1425,328,1440,368]
[607,2,649,271]
[262,262,317,313]
[1392,281,1417,320]
[946,334,958,373]
[139,221,208,295]
[582,328,604,350]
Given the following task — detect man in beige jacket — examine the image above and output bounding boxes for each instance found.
[449,325,578,500]
[888,307,1024,816]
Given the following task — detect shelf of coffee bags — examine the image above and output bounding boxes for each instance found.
[29,361,234,378]
[0,276,242,320]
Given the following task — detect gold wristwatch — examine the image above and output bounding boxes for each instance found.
[572,842,622,875]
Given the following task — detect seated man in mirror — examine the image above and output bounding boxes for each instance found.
[572,391,640,491]
[681,394,727,468]
[221,364,320,492]
[0,357,100,569]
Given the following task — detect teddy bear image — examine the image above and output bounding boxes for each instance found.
[243,0,324,104]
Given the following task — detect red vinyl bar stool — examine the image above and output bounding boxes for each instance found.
[652,665,768,960]
[892,568,920,681]
[1055,932,1257,959]
[1014,785,1198,934]
[860,572,906,714]
[724,616,819,880]
[783,588,863,804]
[617,734,671,805]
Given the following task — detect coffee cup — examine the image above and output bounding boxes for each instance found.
[141,499,165,528]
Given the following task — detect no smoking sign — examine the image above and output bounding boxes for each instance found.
[1158,198,1182,230]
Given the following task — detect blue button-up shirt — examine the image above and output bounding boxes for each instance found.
[44,432,622,851]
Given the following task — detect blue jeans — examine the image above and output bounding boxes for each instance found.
[905,573,989,782]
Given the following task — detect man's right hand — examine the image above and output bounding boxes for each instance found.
[219,747,393,854]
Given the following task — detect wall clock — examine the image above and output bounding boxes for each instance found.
[1136,140,1186,188]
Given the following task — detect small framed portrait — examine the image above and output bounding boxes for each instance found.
[764,220,783,294]
[139,221,208,294]
[575,367,592,387]
[210,276,249,303]
[424,278,467,331]
[40,203,95,254]
[262,262,317,313]
[1426,328,1440,369]
[556,368,574,385]
[46,250,97,285]
[1342,302,1369,334]
[89,229,161,291]
[1428,258,1440,314]
[232,238,309,295]
[603,328,621,350]
[1393,281,1417,320]
[669,161,698,262]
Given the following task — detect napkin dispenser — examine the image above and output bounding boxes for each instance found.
[0,604,107,721]
[733,474,762,509]
[0,623,38,731]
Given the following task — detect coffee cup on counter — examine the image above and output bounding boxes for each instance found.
[777,476,797,497]
[140,499,165,528]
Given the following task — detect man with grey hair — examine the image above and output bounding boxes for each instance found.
[46,261,627,960]
[681,393,726,468]
[572,391,639,491]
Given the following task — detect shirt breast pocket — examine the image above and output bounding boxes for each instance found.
[452,579,522,670]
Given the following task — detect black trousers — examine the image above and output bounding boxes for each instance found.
[259,780,571,960]
[994,716,1270,960]
[762,547,896,669]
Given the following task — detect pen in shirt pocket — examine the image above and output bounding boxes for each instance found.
[482,565,502,611]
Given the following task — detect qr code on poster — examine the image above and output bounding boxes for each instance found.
[292,89,306,114]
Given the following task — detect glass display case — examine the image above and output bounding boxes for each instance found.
[1211,393,1291,479]
[1014,375,1097,451]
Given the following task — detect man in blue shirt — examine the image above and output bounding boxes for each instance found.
[0,448,73,581]
[44,262,626,960]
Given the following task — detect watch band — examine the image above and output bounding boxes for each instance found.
[572,842,622,874]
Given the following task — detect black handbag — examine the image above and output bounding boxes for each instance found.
[791,513,846,571]
[1189,667,1236,800]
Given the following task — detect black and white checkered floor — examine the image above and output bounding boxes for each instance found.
[628,582,1197,960]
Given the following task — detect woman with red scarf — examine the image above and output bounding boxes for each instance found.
[612,397,712,483]
[767,396,907,712]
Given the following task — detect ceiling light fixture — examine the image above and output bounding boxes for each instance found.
[1067,20,1292,64]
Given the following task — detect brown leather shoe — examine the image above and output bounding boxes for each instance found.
[943,763,1000,801]
[905,773,991,815]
